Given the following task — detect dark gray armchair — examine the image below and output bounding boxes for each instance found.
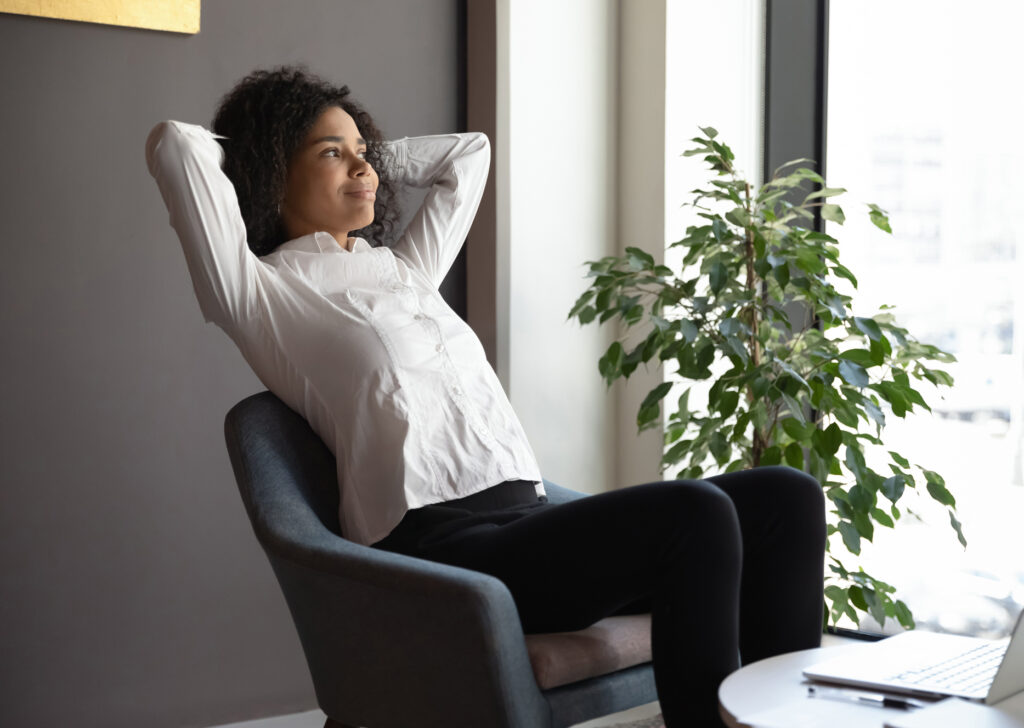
[225,391,656,728]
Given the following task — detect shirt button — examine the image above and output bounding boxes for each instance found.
[452,386,462,396]
[414,314,424,320]
[436,344,444,353]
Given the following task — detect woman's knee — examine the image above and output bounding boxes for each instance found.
[641,479,741,528]
[760,466,824,517]
[647,481,743,563]
[752,466,827,546]
[708,465,826,544]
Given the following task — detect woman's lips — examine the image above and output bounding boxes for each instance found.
[345,189,376,201]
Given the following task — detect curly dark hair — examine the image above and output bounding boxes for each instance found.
[212,66,400,256]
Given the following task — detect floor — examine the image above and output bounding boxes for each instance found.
[209,700,662,728]
[209,635,856,728]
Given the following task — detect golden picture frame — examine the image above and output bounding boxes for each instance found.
[1,0,200,34]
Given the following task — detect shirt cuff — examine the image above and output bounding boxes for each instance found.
[384,138,409,181]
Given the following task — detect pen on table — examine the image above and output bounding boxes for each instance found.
[807,684,926,710]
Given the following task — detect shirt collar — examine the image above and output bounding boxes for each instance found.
[273,232,372,255]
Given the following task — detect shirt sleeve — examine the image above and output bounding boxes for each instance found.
[388,132,491,289]
[145,120,259,329]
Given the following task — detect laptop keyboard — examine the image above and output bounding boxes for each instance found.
[887,641,1008,695]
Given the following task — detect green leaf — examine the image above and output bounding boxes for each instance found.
[922,469,945,487]
[854,512,874,541]
[637,405,659,429]
[868,203,892,233]
[709,431,729,462]
[781,392,806,425]
[820,204,846,224]
[838,521,861,554]
[677,388,691,418]
[838,360,869,388]
[718,390,740,418]
[848,482,875,511]
[889,451,910,469]
[871,507,895,528]
[680,320,699,343]
[722,335,749,364]
[650,314,671,332]
[839,349,875,367]
[712,218,730,242]
[853,317,883,341]
[568,289,595,319]
[825,585,850,625]
[926,480,956,507]
[796,249,826,275]
[869,333,892,363]
[719,317,747,338]
[725,207,751,228]
[824,295,848,320]
[598,341,624,380]
[863,586,886,625]
[894,600,914,629]
[832,263,859,288]
[805,186,847,202]
[578,305,596,324]
[949,510,968,548]
[848,585,867,610]
[639,381,673,411]
[625,246,655,270]
[864,399,885,429]
[813,423,843,457]
[774,262,791,289]
[881,475,906,503]
[708,261,728,293]
[761,445,782,466]
[776,360,810,390]
[844,445,868,481]
[782,417,813,441]
[595,287,614,311]
[785,442,804,469]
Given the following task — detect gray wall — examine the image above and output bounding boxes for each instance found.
[0,3,459,726]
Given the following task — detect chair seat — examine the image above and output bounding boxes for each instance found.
[525,615,652,690]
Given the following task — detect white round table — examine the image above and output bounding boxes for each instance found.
[718,644,919,727]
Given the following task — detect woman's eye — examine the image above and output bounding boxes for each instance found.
[357,149,367,160]
[322,148,340,158]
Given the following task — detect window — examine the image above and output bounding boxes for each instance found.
[826,0,1024,637]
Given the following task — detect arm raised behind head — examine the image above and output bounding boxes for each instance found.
[146,120,260,329]
[388,132,490,290]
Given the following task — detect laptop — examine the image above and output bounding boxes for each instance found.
[803,610,1024,705]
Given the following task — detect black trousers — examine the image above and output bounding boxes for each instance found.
[373,466,826,727]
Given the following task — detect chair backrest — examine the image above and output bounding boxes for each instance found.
[224,391,342,551]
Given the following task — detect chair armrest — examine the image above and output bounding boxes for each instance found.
[266,536,551,728]
[542,479,589,505]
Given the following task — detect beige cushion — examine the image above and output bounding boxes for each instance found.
[524,614,653,690]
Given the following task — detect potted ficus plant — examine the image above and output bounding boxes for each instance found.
[569,126,965,629]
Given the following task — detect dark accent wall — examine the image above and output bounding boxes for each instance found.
[0,3,459,726]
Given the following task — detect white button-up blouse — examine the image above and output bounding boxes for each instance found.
[146,120,544,545]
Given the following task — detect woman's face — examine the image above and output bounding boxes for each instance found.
[281,105,379,245]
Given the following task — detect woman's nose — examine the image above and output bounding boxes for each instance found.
[352,157,372,177]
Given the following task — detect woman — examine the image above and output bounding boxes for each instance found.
[147,66,825,727]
